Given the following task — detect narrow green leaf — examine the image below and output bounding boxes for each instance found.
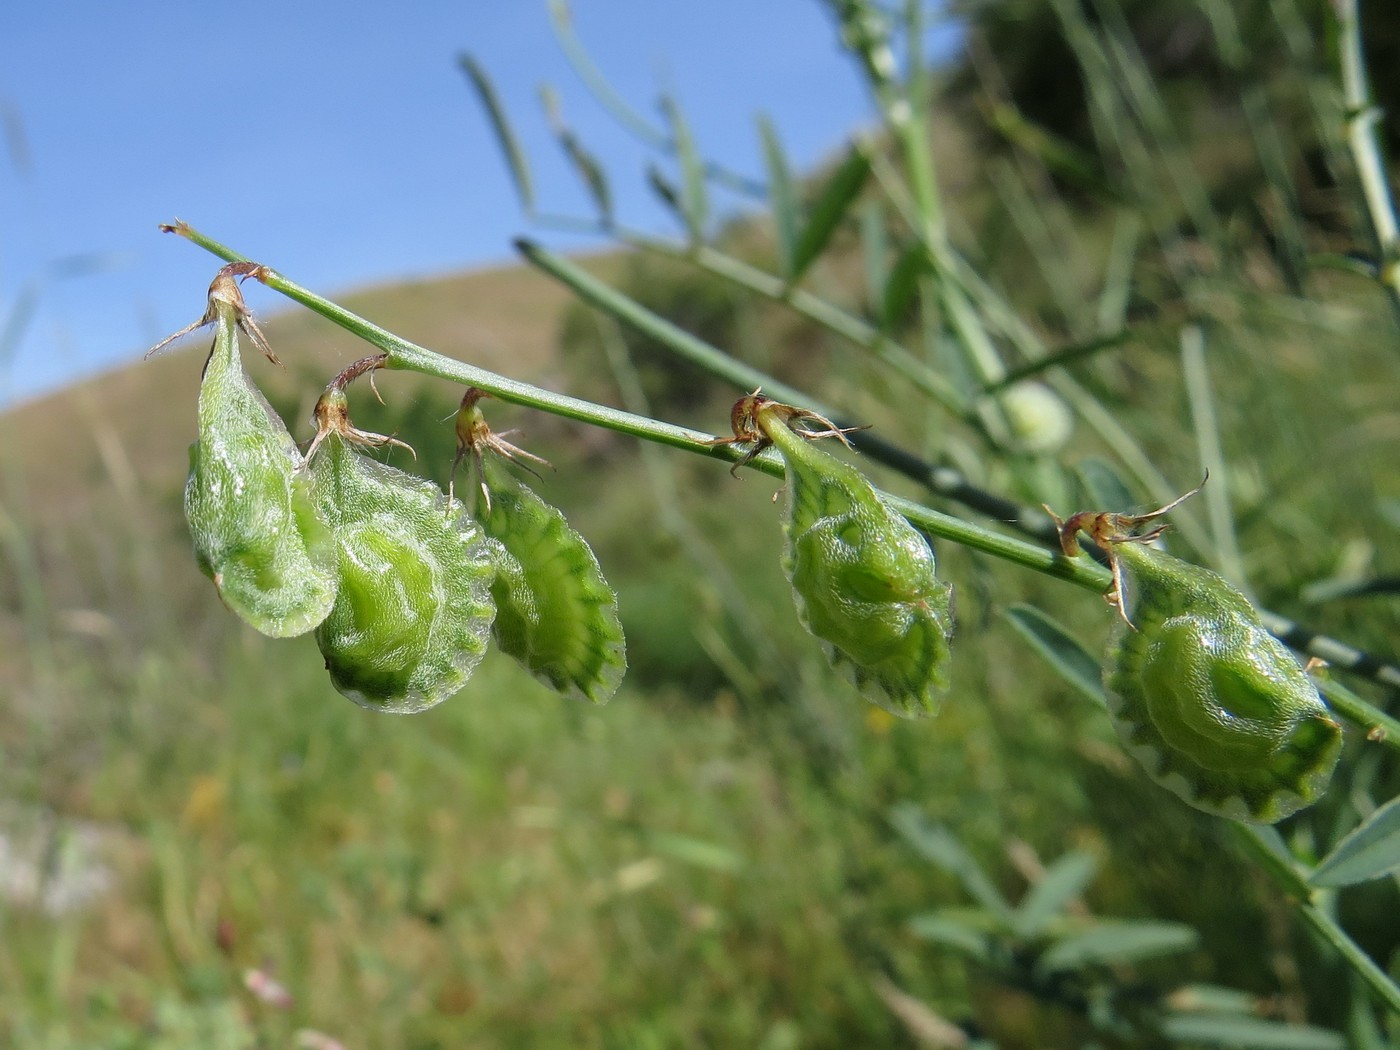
[1003,604,1108,710]
[1073,458,1136,515]
[660,92,707,245]
[789,145,872,286]
[645,163,683,219]
[889,803,1012,920]
[758,114,797,279]
[987,102,1122,200]
[907,914,993,963]
[458,55,535,215]
[881,242,932,331]
[859,199,888,316]
[646,832,744,873]
[540,84,613,225]
[1158,1014,1345,1050]
[980,330,1132,394]
[1037,921,1199,974]
[1166,983,1264,1015]
[1014,850,1098,938]
[1310,795,1400,887]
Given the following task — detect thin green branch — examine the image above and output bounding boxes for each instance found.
[509,232,1400,693]
[161,221,1100,592]
[163,220,1400,716]
[1335,0,1400,314]
[1233,826,1400,1015]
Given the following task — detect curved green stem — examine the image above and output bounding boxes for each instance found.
[162,221,1104,592]
[163,220,1400,722]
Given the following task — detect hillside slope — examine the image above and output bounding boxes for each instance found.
[0,254,611,534]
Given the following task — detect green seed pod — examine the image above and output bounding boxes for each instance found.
[455,396,626,705]
[309,391,496,713]
[1105,541,1342,823]
[752,398,954,717]
[180,275,337,637]
[1051,489,1342,823]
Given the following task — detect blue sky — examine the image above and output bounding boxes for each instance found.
[0,1,958,407]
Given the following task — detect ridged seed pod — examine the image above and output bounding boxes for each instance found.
[181,274,337,637]
[309,391,495,713]
[456,396,626,704]
[753,398,953,717]
[1105,541,1342,823]
[1050,488,1342,824]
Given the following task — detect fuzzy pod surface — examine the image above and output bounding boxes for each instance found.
[309,430,496,713]
[184,300,337,637]
[476,454,625,705]
[759,405,954,717]
[1106,541,1342,823]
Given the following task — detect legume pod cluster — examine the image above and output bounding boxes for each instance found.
[170,273,623,712]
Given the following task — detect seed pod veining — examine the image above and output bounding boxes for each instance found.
[456,396,626,705]
[1105,541,1341,823]
[1050,489,1342,824]
[755,399,953,717]
[309,393,496,713]
[182,276,336,637]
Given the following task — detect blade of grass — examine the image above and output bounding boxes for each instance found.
[458,55,535,217]
[758,114,798,280]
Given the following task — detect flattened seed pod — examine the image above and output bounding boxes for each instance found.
[1051,489,1342,823]
[456,396,626,704]
[308,391,495,713]
[180,274,336,637]
[753,398,954,717]
[1105,541,1341,823]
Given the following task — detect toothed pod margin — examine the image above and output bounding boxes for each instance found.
[1104,541,1342,823]
[183,278,337,637]
[475,452,626,705]
[308,391,495,713]
[755,401,954,717]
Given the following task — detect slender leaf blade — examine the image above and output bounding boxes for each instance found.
[1158,1014,1345,1050]
[646,832,744,874]
[1003,605,1108,710]
[1014,850,1098,937]
[1038,921,1199,974]
[790,145,872,285]
[1310,794,1400,887]
[907,914,993,963]
[660,92,707,245]
[458,54,535,215]
[881,242,932,331]
[540,84,613,225]
[889,803,1013,920]
[758,114,797,279]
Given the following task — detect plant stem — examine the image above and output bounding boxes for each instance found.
[1335,0,1400,315]
[1233,826,1400,1015]
[163,220,1400,718]
[162,221,1106,592]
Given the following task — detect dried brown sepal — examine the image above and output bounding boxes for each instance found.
[145,262,278,365]
[1044,474,1208,627]
[709,390,869,476]
[451,388,552,513]
[304,356,415,464]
